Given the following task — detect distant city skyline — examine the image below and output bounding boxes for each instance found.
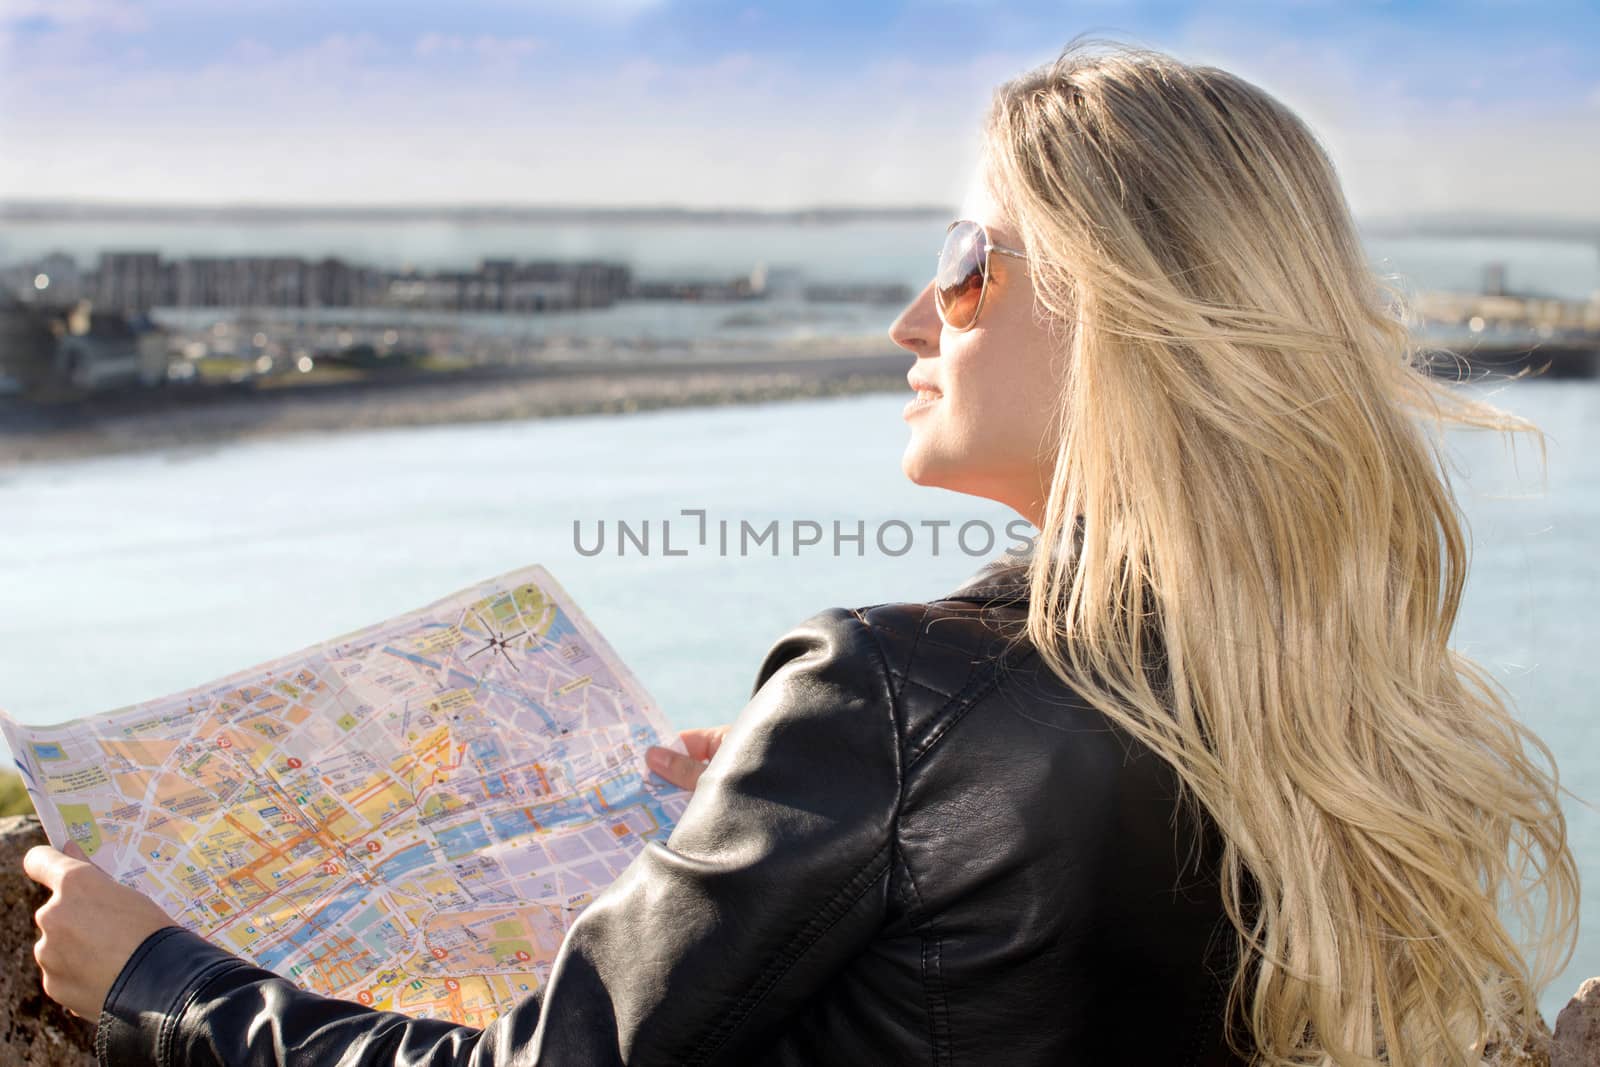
[2,1,1598,220]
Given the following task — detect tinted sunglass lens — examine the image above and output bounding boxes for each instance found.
[936,221,986,329]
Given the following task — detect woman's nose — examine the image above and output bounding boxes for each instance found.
[888,280,940,354]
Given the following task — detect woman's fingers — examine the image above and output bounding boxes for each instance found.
[646,725,731,791]
[22,842,176,1019]
[22,843,81,891]
[646,745,709,791]
[679,725,729,763]
[24,844,106,1018]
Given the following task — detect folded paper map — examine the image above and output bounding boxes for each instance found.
[0,566,690,1025]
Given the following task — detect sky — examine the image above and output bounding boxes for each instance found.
[1,0,1597,219]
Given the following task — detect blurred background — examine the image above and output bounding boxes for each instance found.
[0,0,1595,1019]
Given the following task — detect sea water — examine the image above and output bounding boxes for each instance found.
[0,383,1595,1018]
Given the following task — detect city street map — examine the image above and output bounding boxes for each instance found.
[0,566,690,1026]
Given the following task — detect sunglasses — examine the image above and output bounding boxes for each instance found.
[935,219,1028,331]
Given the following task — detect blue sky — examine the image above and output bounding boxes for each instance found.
[1,0,1597,217]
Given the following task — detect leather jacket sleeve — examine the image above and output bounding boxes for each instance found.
[95,607,902,1067]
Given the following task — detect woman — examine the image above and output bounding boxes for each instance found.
[24,37,1579,1066]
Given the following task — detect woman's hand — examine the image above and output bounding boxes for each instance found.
[645,725,730,792]
[22,840,176,1020]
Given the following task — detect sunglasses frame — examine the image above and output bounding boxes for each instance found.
[935,219,1029,332]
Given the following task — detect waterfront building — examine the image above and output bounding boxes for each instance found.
[0,295,167,392]
[55,307,167,390]
[15,253,632,315]
[95,251,170,312]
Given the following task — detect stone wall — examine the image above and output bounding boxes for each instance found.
[0,816,95,1066]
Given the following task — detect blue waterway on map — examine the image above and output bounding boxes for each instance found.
[437,820,493,860]
[378,842,435,882]
[255,882,367,973]
[1,384,1595,1017]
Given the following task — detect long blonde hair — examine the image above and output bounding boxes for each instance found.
[984,37,1580,1066]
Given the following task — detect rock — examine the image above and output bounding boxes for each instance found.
[1485,1009,1552,1066]
[0,815,96,1066]
[1553,976,1600,1067]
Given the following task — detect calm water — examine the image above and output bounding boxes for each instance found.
[1,385,1595,1016]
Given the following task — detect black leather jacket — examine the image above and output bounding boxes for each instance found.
[96,555,1250,1066]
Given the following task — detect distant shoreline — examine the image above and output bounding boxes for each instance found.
[0,349,911,468]
[5,200,1596,243]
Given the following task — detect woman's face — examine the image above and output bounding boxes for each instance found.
[889,164,1065,530]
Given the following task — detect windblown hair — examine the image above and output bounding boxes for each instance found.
[984,37,1580,1066]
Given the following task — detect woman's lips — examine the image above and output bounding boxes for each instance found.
[903,389,941,418]
[904,372,942,418]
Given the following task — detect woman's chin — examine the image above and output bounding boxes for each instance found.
[900,447,956,492]
[900,447,930,486]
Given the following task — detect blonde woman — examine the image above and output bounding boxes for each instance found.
[24,36,1579,1067]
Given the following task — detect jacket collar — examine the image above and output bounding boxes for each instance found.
[943,550,1034,605]
[942,516,1085,606]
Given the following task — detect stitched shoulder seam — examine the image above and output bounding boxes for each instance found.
[855,607,913,941]
[896,604,932,707]
[686,608,902,1066]
[851,605,907,818]
[905,638,1039,769]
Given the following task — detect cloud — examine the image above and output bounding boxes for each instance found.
[0,35,1034,208]
[414,33,543,61]
[467,0,665,18]
[0,0,147,31]
[1162,19,1600,218]
[0,9,1594,217]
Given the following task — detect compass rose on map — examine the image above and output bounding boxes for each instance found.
[464,610,526,672]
